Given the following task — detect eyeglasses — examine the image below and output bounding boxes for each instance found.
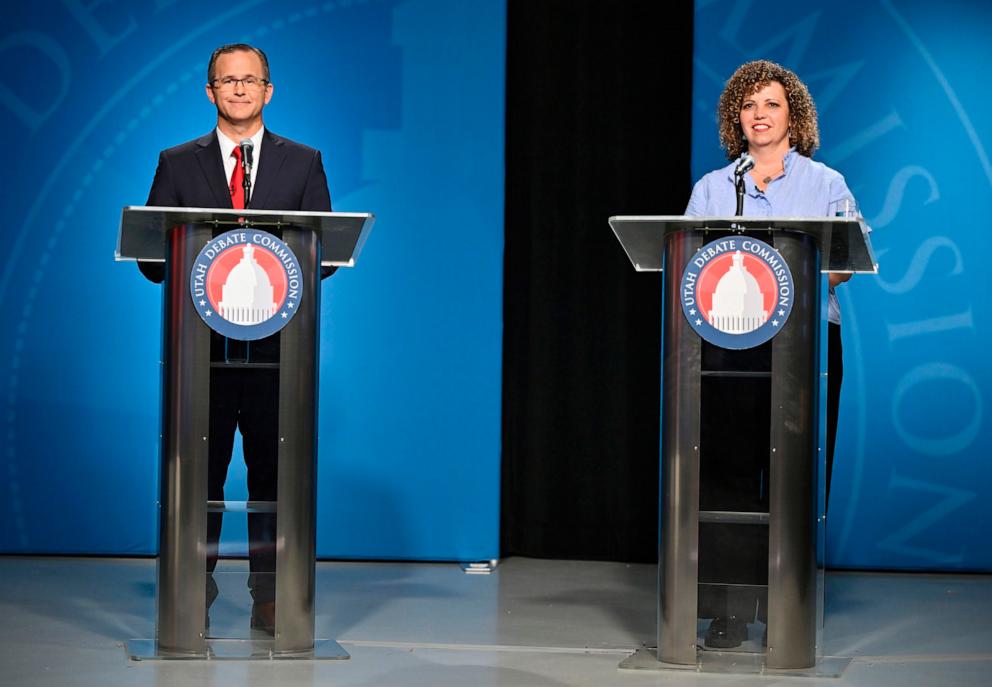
[210,76,269,91]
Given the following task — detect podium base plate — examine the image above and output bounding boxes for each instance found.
[125,638,350,661]
[618,647,850,678]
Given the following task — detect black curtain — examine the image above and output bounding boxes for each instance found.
[501,1,695,562]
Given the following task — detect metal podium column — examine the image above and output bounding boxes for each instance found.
[274,226,321,654]
[767,232,820,669]
[608,215,875,674]
[657,230,703,665]
[157,223,211,655]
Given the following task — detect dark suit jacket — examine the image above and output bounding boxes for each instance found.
[139,129,333,360]
[144,128,331,216]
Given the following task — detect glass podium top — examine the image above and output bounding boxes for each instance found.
[608,215,877,274]
[116,206,374,268]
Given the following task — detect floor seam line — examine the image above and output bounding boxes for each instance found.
[847,653,992,664]
[337,639,635,655]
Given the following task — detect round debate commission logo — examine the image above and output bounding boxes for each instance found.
[680,237,794,350]
[190,229,302,341]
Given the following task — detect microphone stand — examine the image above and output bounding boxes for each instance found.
[735,172,746,217]
[240,143,252,208]
[732,152,754,231]
[731,171,747,232]
[238,140,254,361]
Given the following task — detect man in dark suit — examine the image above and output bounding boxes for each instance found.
[138,43,332,634]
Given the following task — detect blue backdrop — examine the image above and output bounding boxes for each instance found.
[2,0,988,572]
[693,0,991,570]
[0,0,505,561]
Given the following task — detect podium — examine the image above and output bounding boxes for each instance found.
[610,216,876,672]
[116,206,373,659]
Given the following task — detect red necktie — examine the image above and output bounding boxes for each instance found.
[230,146,245,209]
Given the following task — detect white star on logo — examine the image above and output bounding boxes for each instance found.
[281,312,288,319]
[777,309,785,317]
[287,302,294,309]
[205,311,212,317]
[772,319,779,327]
[689,308,696,316]
[199,300,206,306]
[695,318,702,326]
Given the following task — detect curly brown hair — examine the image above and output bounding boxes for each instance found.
[717,60,819,160]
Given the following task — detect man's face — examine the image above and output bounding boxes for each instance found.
[205,50,273,127]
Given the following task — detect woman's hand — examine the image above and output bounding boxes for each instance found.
[829,272,852,288]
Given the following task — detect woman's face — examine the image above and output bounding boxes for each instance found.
[739,80,790,153]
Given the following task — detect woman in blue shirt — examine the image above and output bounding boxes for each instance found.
[686,60,854,648]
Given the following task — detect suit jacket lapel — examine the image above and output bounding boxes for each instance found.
[194,131,233,208]
[249,129,286,210]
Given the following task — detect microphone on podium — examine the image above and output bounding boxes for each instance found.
[239,138,254,206]
[734,152,754,217]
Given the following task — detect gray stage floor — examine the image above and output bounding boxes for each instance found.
[0,556,989,686]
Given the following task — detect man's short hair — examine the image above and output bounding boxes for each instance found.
[207,43,271,84]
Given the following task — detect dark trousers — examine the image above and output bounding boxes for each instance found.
[825,322,842,510]
[697,369,771,622]
[697,324,842,622]
[205,367,280,606]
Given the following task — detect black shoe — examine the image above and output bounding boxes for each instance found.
[704,616,748,648]
[250,601,275,635]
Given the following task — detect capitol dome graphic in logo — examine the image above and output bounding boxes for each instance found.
[218,244,277,325]
[680,237,794,350]
[191,229,302,340]
[708,251,768,334]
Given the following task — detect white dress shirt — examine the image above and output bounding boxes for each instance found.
[216,126,264,201]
